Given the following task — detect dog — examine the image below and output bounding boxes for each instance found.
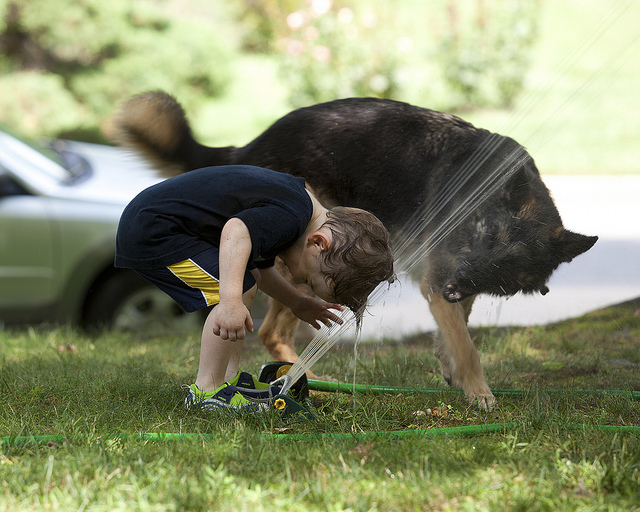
[108,92,598,409]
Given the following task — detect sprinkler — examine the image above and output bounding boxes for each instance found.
[258,361,309,401]
[258,361,314,420]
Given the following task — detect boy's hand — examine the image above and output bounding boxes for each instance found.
[291,295,344,330]
[211,299,254,341]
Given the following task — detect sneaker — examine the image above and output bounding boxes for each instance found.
[228,371,281,400]
[236,384,282,401]
[227,371,270,390]
[183,383,268,413]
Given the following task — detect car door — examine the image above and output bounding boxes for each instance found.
[0,169,56,315]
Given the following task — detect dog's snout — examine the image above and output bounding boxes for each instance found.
[442,280,464,302]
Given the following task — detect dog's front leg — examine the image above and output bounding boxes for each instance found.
[257,258,325,379]
[258,298,301,362]
[257,257,303,362]
[258,300,329,380]
[422,285,495,410]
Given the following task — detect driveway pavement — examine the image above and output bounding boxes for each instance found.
[359,175,640,339]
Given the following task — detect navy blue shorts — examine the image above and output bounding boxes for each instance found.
[136,247,257,313]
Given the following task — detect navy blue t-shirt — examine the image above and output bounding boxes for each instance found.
[115,165,313,270]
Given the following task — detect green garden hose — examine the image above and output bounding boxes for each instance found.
[307,379,640,400]
[3,422,639,446]
[3,382,638,446]
[0,423,515,446]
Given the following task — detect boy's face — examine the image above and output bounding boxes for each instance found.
[290,253,335,303]
[305,271,335,304]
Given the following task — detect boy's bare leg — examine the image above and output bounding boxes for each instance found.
[194,284,257,392]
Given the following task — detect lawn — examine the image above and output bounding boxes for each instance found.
[2,298,639,510]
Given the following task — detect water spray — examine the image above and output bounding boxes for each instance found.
[394,138,531,274]
[270,307,359,396]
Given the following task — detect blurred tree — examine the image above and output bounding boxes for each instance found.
[279,2,403,106]
[437,0,539,110]
[232,0,300,52]
[0,0,541,140]
[234,0,404,107]
[0,0,236,141]
[232,0,540,111]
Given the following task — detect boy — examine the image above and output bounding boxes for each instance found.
[115,165,394,412]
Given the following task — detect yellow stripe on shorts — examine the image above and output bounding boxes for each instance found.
[168,259,220,306]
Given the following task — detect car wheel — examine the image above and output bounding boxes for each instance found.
[83,270,206,334]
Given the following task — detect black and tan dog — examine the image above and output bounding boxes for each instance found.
[109,92,597,409]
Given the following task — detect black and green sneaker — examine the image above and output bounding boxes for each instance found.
[183,382,268,413]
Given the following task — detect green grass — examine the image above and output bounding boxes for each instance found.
[2,298,639,510]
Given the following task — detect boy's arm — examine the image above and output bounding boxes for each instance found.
[258,266,344,329]
[212,217,255,341]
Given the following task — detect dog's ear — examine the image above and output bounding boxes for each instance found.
[551,229,598,263]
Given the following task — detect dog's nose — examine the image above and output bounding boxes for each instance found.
[443,280,464,302]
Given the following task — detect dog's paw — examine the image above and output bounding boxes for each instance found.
[466,392,496,412]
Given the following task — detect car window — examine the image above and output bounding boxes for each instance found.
[49,140,91,183]
[0,128,87,185]
[0,168,30,197]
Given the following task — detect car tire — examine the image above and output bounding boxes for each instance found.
[82,270,207,334]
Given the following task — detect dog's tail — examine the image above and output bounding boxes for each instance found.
[105,91,236,177]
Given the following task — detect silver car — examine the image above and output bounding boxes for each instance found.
[0,128,205,333]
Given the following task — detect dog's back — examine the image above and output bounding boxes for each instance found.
[112,94,488,231]
[235,98,488,229]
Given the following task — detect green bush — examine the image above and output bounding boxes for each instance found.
[71,21,232,117]
[277,2,404,107]
[233,0,539,111]
[232,0,301,52]
[0,0,541,140]
[0,72,84,136]
[436,0,539,110]
[0,0,236,141]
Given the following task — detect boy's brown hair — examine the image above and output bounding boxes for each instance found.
[319,207,395,316]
